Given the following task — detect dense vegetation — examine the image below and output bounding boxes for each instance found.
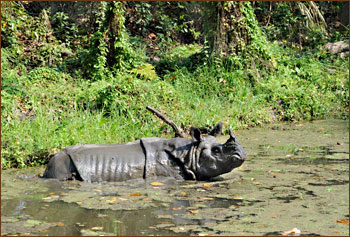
[1,1,348,169]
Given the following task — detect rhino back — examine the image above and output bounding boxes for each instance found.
[67,142,146,182]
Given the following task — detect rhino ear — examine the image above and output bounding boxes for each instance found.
[190,127,203,142]
[227,129,236,143]
[209,122,223,137]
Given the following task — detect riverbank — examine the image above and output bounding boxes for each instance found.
[1,119,348,236]
[2,42,349,169]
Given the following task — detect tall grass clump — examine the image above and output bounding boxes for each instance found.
[2,42,348,169]
[1,63,181,168]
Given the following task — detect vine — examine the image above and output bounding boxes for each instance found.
[240,2,272,60]
[82,1,141,80]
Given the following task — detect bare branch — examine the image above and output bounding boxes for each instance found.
[146,106,187,138]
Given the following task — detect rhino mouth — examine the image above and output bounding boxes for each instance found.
[224,150,245,161]
[231,154,242,160]
[225,151,246,169]
[227,154,245,165]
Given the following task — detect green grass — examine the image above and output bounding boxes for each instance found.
[1,43,349,169]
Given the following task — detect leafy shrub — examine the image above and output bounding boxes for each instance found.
[77,73,177,117]
[256,43,349,120]
[1,2,69,69]
[130,63,158,80]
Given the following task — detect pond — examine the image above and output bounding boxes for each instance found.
[1,119,349,236]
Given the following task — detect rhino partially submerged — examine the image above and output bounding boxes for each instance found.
[43,123,246,182]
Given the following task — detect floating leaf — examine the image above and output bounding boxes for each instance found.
[189,210,199,214]
[282,227,301,236]
[118,198,128,201]
[172,207,182,210]
[142,198,152,201]
[106,197,117,204]
[42,195,59,201]
[76,201,82,205]
[336,220,349,225]
[203,183,212,188]
[91,226,104,231]
[269,170,281,176]
[253,181,262,185]
[56,222,64,227]
[128,192,142,197]
[200,197,214,200]
[198,233,212,236]
[151,182,164,186]
[233,196,243,200]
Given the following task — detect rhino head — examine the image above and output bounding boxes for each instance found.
[189,122,247,180]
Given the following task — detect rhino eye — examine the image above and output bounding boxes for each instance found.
[212,147,221,154]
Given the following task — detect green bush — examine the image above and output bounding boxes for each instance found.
[77,73,177,117]
[1,2,69,69]
[256,43,349,120]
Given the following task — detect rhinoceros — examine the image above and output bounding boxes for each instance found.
[42,123,246,182]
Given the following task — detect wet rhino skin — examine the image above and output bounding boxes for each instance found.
[43,124,247,182]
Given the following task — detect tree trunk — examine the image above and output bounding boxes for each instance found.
[203,1,249,57]
[340,1,349,30]
[100,1,127,69]
[202,1,272,69]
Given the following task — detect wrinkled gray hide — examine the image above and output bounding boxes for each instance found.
[43,124,246,182]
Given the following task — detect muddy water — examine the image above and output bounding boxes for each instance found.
[1,119,349,236]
